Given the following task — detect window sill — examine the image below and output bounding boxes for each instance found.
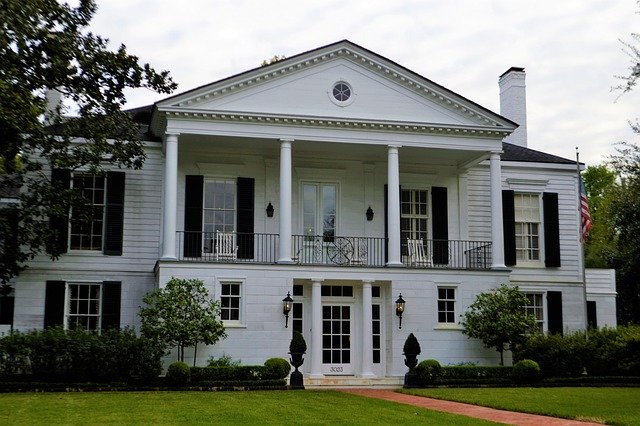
[67,250,104,256]
[434,324,463,331]
[223,322,246,329]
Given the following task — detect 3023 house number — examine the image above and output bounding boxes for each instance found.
[329,366,344,373]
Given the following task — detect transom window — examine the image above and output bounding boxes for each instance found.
[66,283,101,331]
[514,193,541,263]
[220,282,241,321]
[437,287,456,323]
[70,174,105,251]
[203,179,236,253]
[524,293,544,333]
[321,285,353,297]
[401,189,429,256]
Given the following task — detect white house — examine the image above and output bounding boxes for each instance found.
[4,40,616,383]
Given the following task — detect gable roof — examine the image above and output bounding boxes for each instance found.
[501,142,576,165]
[149,40,518,137]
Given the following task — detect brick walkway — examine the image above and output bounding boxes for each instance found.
[339,389,603,425]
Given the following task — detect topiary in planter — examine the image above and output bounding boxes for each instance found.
[403,333,422,388]
[416,359,442,386]
[289,331,307,354]
[513,359,541,384]
[166,361,191,386]
[403,333,421,355]
[263,357,291,380]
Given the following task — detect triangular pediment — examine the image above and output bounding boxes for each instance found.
[153,41,515,133]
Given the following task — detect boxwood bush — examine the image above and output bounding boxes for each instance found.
[0,327,163,383]
[513,359,541,384]
[263,357,290,380]
[415,359,442,385]
[166,361,191,386]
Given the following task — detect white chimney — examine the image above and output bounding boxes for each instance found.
[44,88,62,124]
[499,67,527,147]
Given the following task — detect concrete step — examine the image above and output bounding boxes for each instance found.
[303,376,403,389]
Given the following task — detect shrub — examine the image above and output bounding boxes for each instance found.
[263,358,290,380]
[440,365,513,382]
[416,359,442,385]
[513,359,541,384]
[289,332,307,353]
[190,366,265,382]
[207,354,240,367]
[403,333,421,355]
[166,361,191,386]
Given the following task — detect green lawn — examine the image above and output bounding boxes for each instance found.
[401,387,640,425]
[0,390,498,425]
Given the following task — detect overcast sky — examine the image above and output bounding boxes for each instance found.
[90,0,640,166]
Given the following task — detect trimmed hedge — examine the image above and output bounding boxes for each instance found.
[513,359,540,384]
[440,365,513,381]
[167,362,191,386]
[514,325,640,377]
[263,358,290,380]
[190,366,265,382]
[0,327,164,383]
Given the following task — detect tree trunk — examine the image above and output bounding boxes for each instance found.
[499,348,504,366]
[193,342,198,367]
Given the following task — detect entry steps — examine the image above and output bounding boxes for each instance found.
[303,376,403,389]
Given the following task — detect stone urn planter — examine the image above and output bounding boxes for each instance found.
[289,331,307,390]
[403,333,421,388]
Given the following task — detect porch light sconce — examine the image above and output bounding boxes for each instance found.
[395,293,406,329]
[366,206,374,221]
[266,202,275,218]
[282,291,293,328]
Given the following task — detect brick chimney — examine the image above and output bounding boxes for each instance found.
[499,67,527,147]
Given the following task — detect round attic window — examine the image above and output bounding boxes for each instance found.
[329,81,355,106]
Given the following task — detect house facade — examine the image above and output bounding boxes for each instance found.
[5,41,616,380]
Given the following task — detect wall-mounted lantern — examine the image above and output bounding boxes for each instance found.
[395,293,406,329]
[282,291,293,328]
[266,202,275,218]
[366,206,374,221]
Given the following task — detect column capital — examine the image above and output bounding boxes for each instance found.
[279,138,294,144]
[310,278,325,284]
[361,279,375,285]
[164,132,180,141]
[490,150,503,158]
[387,143,402,150]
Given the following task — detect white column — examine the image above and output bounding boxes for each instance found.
[387,145,403,266]
[490,151,506,269]
[278,139,294,263]
[310,278,323,378]
[361,280,375,378]
[161,133,179,260]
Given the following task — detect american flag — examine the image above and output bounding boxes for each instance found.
[579,176,592,241]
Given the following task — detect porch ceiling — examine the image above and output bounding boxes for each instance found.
[177,134,491,168]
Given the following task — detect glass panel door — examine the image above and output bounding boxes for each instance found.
[321,304,353,375]
[302,183,337,264]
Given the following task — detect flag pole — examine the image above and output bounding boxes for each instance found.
[576,147,589,337]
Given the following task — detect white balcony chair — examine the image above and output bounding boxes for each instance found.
[407,238,432,267]
[214,232,237,261]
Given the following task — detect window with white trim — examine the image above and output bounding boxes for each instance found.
[514,193,541,264]
[302,183,337,242]
[69,174,105,251]
[437,287,456,324]
[66,282,101,331]
[401,189,429,257]
[203,179,236,253]
[524,292,544,333]
[220,282,242,322]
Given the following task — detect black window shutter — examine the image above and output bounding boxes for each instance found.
[184,175,204,257]
[383,184,402,263]
[432,187,449,265]
[49,169,71,255]
[547,291,563,335]
[236,177,255,260]
[0,297,14,325]
[101,281,121,330]
[543,192,561,267]
[587,300,597,329]
[104,171,125,255]
[44,280,65,328]
[502,190,516,266]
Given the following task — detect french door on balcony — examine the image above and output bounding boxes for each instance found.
[301,183,337,263]
[203,179,236,253]
[400,189,429,259]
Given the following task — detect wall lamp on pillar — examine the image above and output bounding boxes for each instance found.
[366,206,374,221]
[395,293,406,329]
[266,202,275,218]
[282,291,293,328]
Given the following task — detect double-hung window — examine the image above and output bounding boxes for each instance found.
[66,282,101,331]
[437,287,456,324]
[524,292,544,333]
[69,174,106,251]
[220,282,242,322]
[514,193,541,264]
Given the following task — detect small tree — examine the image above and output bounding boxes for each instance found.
[139,278,226,365]
[461,283,537,365]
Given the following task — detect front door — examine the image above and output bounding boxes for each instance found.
[321,304,353,375]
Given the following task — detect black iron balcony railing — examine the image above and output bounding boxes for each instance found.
[175,231,492,269]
